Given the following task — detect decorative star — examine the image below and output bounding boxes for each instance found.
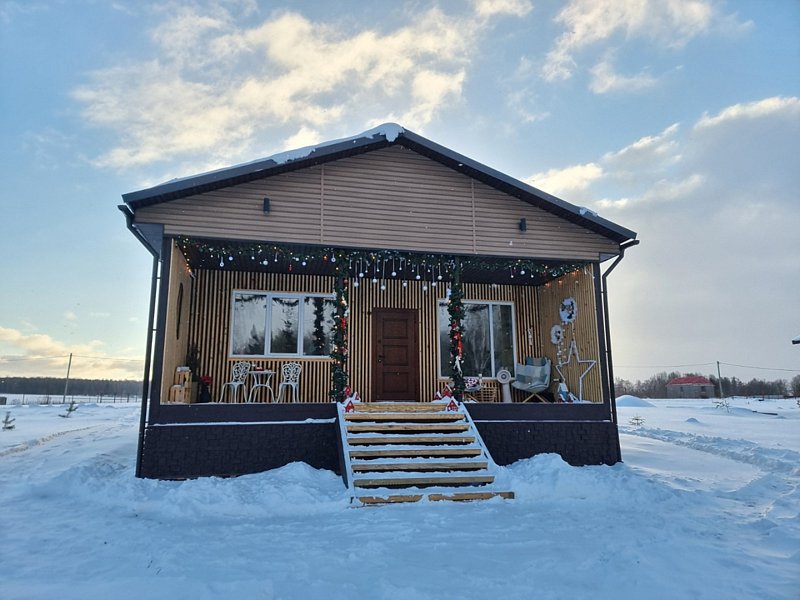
[555,339,596,402]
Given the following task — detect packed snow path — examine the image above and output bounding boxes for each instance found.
[0,400,797,599]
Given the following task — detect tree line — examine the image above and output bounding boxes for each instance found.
[0,377,142,398]
[615,371,800,399]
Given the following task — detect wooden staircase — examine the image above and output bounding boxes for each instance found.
[336,401,514,505]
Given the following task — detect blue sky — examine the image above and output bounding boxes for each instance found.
[1,0,798,385]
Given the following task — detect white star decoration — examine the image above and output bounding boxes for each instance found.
[555,339,596,402]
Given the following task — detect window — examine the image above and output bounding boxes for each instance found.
[438,301,516,378]
[230,292,335,357]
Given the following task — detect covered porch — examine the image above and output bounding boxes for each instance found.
[151,236,612,414]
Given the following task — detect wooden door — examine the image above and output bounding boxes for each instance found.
[372,309,419,402]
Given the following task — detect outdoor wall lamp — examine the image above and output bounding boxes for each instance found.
[518,218,527,232]
[263,197,271,214]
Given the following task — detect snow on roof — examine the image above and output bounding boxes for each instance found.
[667,375,713,386]
[157,123,405,189]
[793,334,800,345]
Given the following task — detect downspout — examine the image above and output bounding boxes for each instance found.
[601,239,639,458]
[119,205,160,478]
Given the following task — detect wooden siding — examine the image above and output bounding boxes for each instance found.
[176,269,570,403]
[160,242,193,402]
[535,268,603,402]
[135,146,618,260]
[184,270,334,404]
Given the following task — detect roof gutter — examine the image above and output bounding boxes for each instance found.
[600,239,639,460]
[118,204,159,257]
[119,203,159,477]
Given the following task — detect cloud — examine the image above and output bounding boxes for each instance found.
[589,53,660,94]
[542,0,747,86]
[473,0,533,19]
[0,326,142,379]
[525,96,800,381]
[694,96,800,130]
[527,163,604,197]
[64,311,78,321]
[73,3,514,170]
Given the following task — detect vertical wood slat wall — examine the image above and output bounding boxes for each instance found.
[162,260,601,403]
[536,267,603,402]
[160,243,193,403]
[185,269,335,403]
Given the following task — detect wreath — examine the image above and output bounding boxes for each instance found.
[559,297,577,324]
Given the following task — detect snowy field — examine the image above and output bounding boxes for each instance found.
[0,397,797,599]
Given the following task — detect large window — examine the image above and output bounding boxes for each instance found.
[438,301,516,378]
[230,292,335,357]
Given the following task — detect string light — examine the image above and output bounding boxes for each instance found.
[177,238,587,286]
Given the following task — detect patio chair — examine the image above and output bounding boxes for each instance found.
[218,361,251,403]
[276,362,302,403]
[512,357,551,402]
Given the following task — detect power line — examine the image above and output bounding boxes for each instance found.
[615,361,799,373]
[0,354,143,363]
[719,362,800,373]
[615,362,715,369]
[71,355,144,363]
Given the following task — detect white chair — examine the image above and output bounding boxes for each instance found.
[218,361,251,403]
[276,362,302,403]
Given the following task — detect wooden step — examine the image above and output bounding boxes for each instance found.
[346,423,471,434]
[428,491,515,502]
[353,474,495,489]
[344,412,465,422]
[351,460,489,472]
[357,490,514,505]
[358,494,424,505]
[347,435,475,446]
[352,403,449,413]
[349,447,483,459]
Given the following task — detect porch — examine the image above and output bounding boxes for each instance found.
[153,237,611,412]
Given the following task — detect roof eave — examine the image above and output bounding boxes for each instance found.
[122,125,637,245]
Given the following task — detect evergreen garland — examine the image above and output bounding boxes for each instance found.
[448,264,465,401]
[311,297,326,355]
[330,263,349,402]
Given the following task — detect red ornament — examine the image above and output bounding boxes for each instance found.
[446,398,458,412]
[344,399,355,413]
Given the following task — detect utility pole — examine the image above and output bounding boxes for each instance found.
[63,353,73,404]
[716,360,724,398]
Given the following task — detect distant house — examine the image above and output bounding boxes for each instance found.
[667,375,716,399]
[120,124,638,481]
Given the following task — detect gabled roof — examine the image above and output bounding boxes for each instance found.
[122,123,637,244]
[668,376,713,386]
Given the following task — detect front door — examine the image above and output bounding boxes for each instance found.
[372,308,419,402]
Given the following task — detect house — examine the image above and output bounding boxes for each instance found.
[120,124,638,482]
[666,375,716,399]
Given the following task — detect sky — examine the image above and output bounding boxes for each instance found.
[1,0,798,385]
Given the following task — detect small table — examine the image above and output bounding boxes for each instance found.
[247,370,275,403]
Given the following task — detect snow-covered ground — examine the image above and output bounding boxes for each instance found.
[0,397,797,599]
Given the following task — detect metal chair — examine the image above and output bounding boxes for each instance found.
[512,357,551,402]
[276,362,302,403]
[218,361,251,403]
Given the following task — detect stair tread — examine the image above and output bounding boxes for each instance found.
[354,474,495,487]
[349,447,483,458]
[351,460,489,472]
[352,403,452,413]
[346,423,470,433]
[345,413,465,422]
[357,490,514,505]
[347,435,476,445]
